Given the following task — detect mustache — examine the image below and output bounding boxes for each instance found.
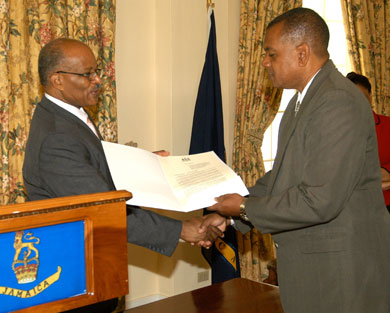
[93,84,102,92]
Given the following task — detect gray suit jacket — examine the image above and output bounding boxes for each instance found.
[23,96,182,256]
[235,61,390,313]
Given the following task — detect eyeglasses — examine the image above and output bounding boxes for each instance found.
[56,68,102,81]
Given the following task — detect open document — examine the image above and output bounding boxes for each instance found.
[102,141,249,212]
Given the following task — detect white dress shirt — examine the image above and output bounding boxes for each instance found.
[45,93,98,136]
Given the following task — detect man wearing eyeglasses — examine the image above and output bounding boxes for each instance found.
[23,38,226,313]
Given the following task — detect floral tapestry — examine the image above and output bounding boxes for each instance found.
[0,0,117,205]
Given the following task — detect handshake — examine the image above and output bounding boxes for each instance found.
[153,151,246,247]
[180,193,245,248]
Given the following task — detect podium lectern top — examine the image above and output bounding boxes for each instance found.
[0,190,131,313]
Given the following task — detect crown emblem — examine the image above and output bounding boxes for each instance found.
[12,231,40,284]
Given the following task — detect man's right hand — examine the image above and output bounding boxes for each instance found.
[180,214,228,248]
[180,216,223,248]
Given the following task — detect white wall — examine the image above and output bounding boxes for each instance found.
[116,0,240,307]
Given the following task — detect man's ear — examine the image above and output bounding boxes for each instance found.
[49,73,64,91]
[296,43,310,66]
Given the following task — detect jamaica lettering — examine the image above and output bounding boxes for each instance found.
[0,266,61,298]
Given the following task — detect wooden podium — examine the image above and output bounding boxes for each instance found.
[0,190,131,313]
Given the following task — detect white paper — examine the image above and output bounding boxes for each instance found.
[102,141,249,212]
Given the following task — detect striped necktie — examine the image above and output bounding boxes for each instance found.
[294,100,301,116]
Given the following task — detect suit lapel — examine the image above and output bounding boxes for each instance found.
[268,92,298,189]
[40,96,102,142]
[267,60,335,190]
[294,60,334,118]
[39,96,116,188]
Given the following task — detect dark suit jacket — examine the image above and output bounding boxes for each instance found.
[23,95,182,257]
[235,61,390,313]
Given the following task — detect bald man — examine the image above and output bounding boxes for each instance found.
[23,38,225,313]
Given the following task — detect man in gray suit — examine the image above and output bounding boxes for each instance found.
[23,38,225,313]
[206,8,390,313]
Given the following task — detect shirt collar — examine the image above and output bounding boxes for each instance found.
[45,93,89,124]
[297,69,321,103]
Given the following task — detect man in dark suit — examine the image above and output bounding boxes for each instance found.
[23,38,226,313]
[205,8,390,313]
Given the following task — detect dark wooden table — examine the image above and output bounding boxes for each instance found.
[125,278,284,313]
